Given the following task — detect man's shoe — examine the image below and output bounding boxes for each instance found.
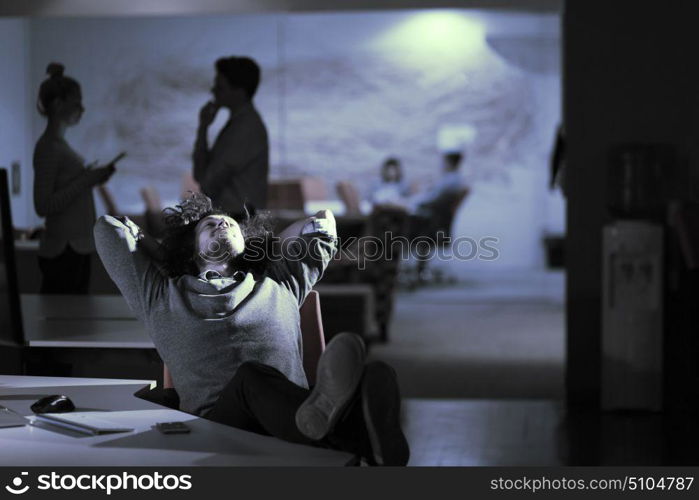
[295,332,366,441]
[361,361,410,466]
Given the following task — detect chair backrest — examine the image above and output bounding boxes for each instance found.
[181,172,201,200]
[0,168,25,347]
[300,176,327,202]
[451,187,470,216]
[267,180,305,210]
[140,186,165,237]
[432,186,470,237]
[97,185,118,215]
[336,181,362,215]
[299,290,325,385]
[162,290,326,388]
[140,186,162,214]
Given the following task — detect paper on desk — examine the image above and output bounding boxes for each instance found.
[34,412,134,435]
[0,406,29,428]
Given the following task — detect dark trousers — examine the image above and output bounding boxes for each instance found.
[206,361,365,453]
[38,246,91,294]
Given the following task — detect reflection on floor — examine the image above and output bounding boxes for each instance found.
[370,269,565,398]
[402,399,699,466]
[403,399,564,466]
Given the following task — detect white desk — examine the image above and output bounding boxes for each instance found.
[20,294,152,348]
[0,375,353,466]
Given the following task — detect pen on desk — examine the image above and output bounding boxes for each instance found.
[1,405,24,415]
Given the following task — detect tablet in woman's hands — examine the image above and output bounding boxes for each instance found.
[108,152,127,166]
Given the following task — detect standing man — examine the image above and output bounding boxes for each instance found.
[193,56,269,219]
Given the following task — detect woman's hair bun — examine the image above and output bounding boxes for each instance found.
[46,62,65,78]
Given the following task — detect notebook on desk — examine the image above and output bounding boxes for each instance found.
[0,406,28,428]
[34,412,134,435]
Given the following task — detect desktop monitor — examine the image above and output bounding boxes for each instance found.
[0,168,24,346]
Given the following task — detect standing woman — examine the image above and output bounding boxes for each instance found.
[33,62,116,294]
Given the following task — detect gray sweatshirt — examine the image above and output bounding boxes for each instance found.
[94,214,337,416]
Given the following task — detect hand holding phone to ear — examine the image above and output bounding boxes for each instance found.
[199,101,220,128]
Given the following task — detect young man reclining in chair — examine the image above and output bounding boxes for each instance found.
[94,193,409,466]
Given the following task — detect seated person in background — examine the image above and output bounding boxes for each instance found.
[410,151,468,219]
[406,152,470,253]
[370,157,410,207]
[94,193,409,466]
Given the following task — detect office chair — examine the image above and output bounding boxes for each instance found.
[298,290,326,385]
[96,184,149,231]
[409,187,470,287]
[267,180,305,210]
[336,181,362,215]
[145,290,326,411]
[96,185,119,216]
[267,177,328,211]
[139,186,166,238]
[181,172,201,200]
[299,176,327,202]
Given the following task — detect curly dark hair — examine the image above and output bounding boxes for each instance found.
[159,193,277,278]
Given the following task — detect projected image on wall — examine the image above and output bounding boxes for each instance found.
[28,9,562,270]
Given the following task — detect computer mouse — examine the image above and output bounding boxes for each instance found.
[30,395,76,414]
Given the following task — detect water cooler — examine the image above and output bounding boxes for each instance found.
[602,221,663,411]
[601,145,669,411]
